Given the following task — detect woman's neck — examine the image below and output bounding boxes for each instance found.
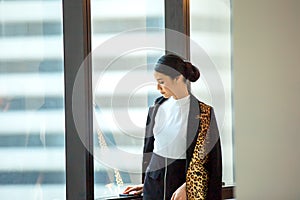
[173,87,189,100]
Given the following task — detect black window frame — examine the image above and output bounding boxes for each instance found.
[63,0,94,199]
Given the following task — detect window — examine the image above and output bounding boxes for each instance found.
[0,1,234,199]
[0,0,65,200]
[190,0,234,185]
[89,0,234,198]
[90,0,164,197]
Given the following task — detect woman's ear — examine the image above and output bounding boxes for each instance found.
[174,76,180,83]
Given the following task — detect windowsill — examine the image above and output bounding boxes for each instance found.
[96,185,235,200]
[96,195,142,200]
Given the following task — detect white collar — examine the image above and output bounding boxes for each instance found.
[171,95,190,106]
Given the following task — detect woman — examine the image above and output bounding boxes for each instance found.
[123,54,222,200]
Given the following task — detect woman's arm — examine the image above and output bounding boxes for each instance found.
[171,183,187,200]
[206,108,222,199]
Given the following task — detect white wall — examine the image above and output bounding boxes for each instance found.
[233,0,300,199]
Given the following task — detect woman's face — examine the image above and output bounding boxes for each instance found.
[153,71,177,98]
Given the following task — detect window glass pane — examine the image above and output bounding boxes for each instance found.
[91,0,164,198]
[190,0,234,185]
[0,0,65,199]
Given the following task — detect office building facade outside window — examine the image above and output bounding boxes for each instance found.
[90,0,164,197]
[190,0,234,185]
[0,0,233,199]
[0,0,65,199]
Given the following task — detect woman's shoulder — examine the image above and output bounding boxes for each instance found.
[190,94,213,109]
[153,95,214,110]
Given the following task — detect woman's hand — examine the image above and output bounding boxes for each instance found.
[122,184,143,195]
[171,183,187,200]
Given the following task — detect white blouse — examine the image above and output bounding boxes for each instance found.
[153,95,190,159]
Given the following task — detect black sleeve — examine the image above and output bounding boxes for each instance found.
[206,108,222,200]
[142,107,154,183]
[141,97,166,182]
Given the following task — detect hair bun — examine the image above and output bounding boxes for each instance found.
[185,61,200,82]
[155,54,200,82]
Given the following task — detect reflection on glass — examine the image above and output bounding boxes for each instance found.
[190,0,234,185]
[91,0,164,197]
[0,0,65,199]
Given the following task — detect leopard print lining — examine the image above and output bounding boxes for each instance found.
[186,102,211,200]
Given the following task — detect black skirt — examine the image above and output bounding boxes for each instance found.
[143,153,186,200]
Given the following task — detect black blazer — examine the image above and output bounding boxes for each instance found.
[142,94,222,200]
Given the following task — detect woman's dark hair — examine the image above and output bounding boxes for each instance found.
[154,54,200,82]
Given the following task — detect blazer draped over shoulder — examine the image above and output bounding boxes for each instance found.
[142,95,222,200]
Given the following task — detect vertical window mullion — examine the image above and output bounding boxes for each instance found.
[63,0,94,199]
[164,0,190,60]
